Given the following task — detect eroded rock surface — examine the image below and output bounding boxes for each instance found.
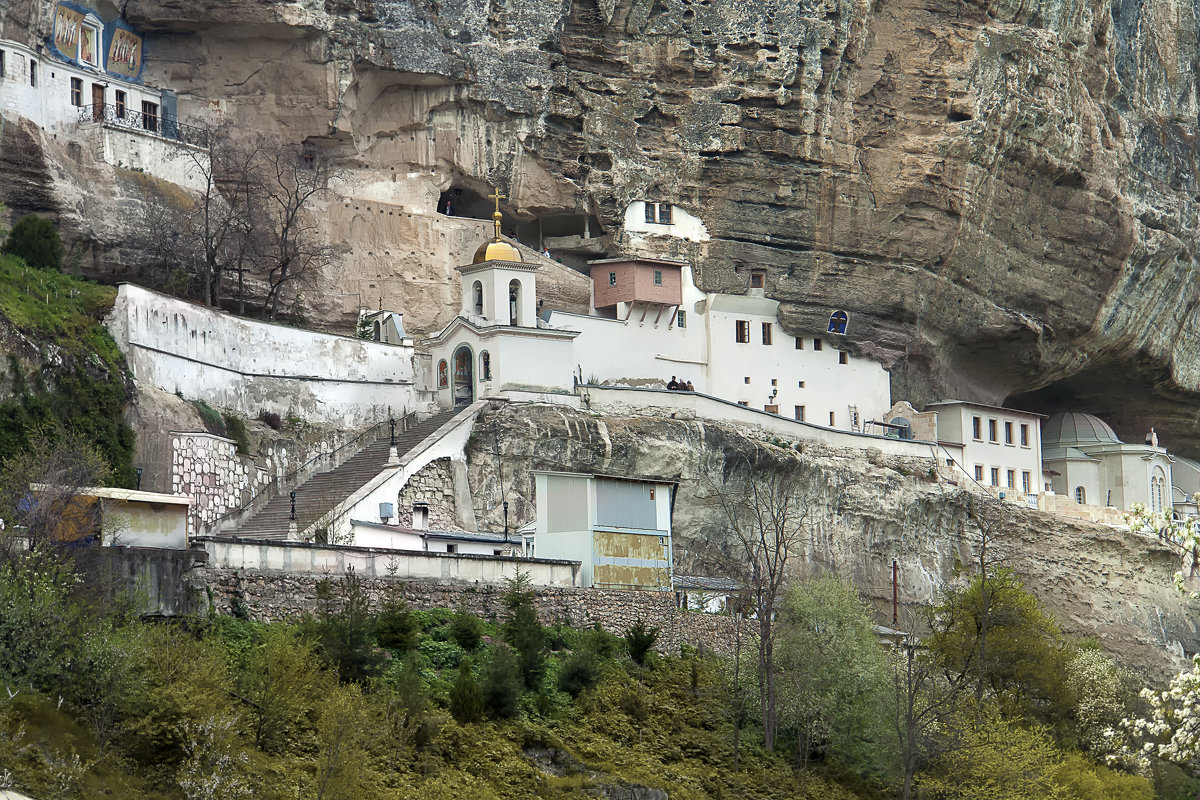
[466,401,1200,680]
[3,0,1200,448]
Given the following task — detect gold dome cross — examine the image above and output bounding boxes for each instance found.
[488,189,506,240]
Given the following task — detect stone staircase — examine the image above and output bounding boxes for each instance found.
[233,409,460,540]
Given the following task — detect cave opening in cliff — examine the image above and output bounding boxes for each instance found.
[438,186,504,225]
[1005,358,1200,459]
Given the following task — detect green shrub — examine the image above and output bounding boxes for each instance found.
[449,611,483,651]
[482,646,522,719]
[223,412,250,455]
[624,619,660,666]
[558,649,601,698]
[3,214,64,271]
[448,660,483,724]
[378,601,420,651]
[194,400,225,435]
[503,572,546,690]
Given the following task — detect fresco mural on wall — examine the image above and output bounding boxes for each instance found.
[107,27,143,78]
[53,4,83,52]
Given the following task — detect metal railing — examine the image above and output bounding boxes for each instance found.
[76,103,207,148]
[199,411,419,537]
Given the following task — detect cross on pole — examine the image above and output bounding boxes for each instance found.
[488,189,507,240]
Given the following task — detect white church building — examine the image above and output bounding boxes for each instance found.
[426,204,894,432]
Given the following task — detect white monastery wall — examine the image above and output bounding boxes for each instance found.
[581,386,935,460]
[108,284,423,426]
[91,124,208,190]
[106,499,189,548]
[623,202,710,243]
[943,405,1043,496]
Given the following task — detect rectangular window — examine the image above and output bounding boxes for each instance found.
[676,309,686,328]
[0,50,5,78]
[658,204,672,224]
[735,320,750,343]
[974,464,984,481]
[972,416,982,440]
[1004,421,1013,444]
[609,272,616,286]
[813,338,823,350]
[829,411,836,426]
[771,378,777,386]
[744,376,750,384]
[653,269,663,286]
[750,271,765,289]
[446,544,457,554]
[764,404,778,414]
[1022,471,1031,493]
[115,90,126,119]
[794,336,803,350]
[798,381,805,388]
[1007,469,1015,488]
[29,61,35,87]
[142,101,159,132]
[838,351,848,364]
[990,467,999,486]
[795,405,805,421]
[1020,423,1029,447]
[70,77,82,106]
[988,419,998,442]
[761,323,772,345]
[644,202,656,223]
[738,401,749,407]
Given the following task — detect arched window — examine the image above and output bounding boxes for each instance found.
[472,280,483,316]
[508,279,521,326]
[437,359,448,389]
[1152,467,1167,513]
[828,310,849,335]
[480,350,492,381]
[372,320,381,341]
[1074,486,1086,505]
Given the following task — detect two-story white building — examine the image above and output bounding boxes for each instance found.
[920,400,1046,498]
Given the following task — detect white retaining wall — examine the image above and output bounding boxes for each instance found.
[197,537,580,587]
[108,284,424,426]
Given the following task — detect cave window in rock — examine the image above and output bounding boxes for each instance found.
[1074,486,1086,505]
[472,280,484,316]
[480,350,491,381]
[828,310,849,335]
[437,359,448,389]
[508,280,521,326]
[644,202,673,225]
[750,271,765,289]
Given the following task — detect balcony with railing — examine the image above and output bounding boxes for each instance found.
[77,103,206,148]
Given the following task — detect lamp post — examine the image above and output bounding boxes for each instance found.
[389,416,396,446]
[289,491,296,522]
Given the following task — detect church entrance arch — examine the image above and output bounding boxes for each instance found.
[452,345,474,406]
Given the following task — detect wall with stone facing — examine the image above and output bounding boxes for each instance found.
[199,567,745,655]
[396,457,461,530]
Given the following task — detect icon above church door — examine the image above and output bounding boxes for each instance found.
[453,346,473,406]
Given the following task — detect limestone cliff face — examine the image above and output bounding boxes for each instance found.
[3,0,1200,447]
[466,402,1200,680]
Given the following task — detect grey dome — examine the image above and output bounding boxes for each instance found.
[1042,412,1123,446]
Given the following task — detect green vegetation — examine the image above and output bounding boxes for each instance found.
[0,252,135,487]
[3,214,64,271]
[0,553,1165,800]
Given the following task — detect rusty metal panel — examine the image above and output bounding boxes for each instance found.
[592,530,670,589]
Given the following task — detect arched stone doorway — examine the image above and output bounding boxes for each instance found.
[453,345,474,406]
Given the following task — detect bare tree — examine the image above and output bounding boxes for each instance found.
[257,142,338,320]
[694,446,814,752]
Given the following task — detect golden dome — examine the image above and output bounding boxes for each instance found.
[472,239,522,264]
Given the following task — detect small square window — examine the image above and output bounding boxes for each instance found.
[750,271,765,289]
[813,338,822,350]
[838,351,848,364]
[798,381,805,388]
[761,322,772,345]
[676,309,686,328]
[654,269,663,286]
[446,544,457,554]
[794,336,803,350]
[738,401,749,407]
[744,376,750,384]
[609,272,616,286]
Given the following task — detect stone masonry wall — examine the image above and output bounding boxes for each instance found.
[395,457,461,530]
[172,432,254,531]
[201,568,746,656]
